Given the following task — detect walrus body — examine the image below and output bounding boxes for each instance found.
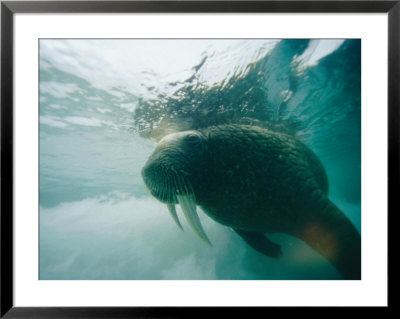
[141,124,361,279]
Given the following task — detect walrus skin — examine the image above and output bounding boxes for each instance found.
[141,124,361,279]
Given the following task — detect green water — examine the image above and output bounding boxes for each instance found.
[39,39,360,280]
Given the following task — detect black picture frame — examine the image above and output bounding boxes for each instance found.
[1,1,396,317]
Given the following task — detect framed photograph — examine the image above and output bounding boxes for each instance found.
[1,0,395,317]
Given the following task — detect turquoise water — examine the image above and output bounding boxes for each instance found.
[39,39,361,280]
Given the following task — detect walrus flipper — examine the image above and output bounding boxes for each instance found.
[234,229,283,258]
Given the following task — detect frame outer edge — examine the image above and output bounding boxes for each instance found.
[0,1,398,13]
[0,0,396,317]
[388,0,399,309]
[1,1,14,318]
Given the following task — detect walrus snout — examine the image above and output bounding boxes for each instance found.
[142,130,207,200]
[141,159,181,204]
[141,164,171,203]
[141,145,192,203]
[141,130,212,246]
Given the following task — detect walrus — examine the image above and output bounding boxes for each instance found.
[141,124,361,279]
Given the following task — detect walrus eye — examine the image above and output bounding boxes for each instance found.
[186,134,201,145]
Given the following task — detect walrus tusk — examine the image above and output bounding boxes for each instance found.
[177,194,212,246]
[167,204,183,231]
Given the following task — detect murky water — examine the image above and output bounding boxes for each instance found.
[39,39,360,280]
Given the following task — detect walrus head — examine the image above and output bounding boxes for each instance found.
[141,130,212,245]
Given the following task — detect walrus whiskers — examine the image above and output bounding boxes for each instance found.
[163,169,172,202]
